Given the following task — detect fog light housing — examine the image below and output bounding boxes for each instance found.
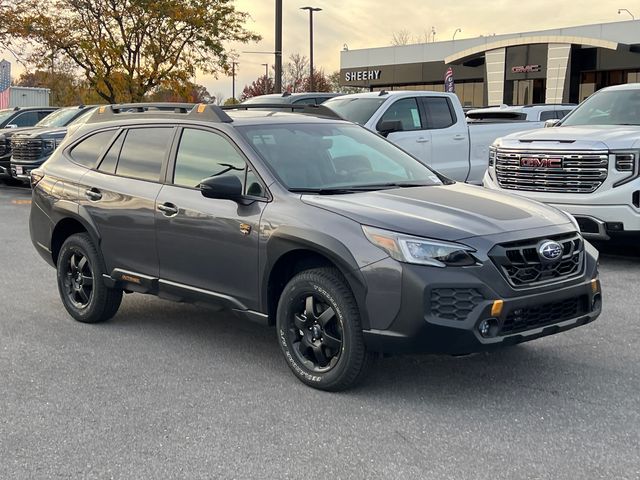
[478,318,498,338]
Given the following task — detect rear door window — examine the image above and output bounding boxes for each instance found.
[421,97,456,129]
[115,127,173,182]
[97,131,125,174]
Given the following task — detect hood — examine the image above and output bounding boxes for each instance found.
[13,126,68,140]
[302,183,571,241]
[0,126,45,140]
[501,125,640,150]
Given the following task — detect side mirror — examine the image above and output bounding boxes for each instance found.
[5,124,18,129]
[544,119,561,128]
[377,119,403,137]
[200,174,244,201]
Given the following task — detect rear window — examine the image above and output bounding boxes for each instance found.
[322,97,386,124]
[69,130,118,168]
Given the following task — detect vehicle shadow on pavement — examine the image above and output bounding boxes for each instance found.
[101,294,603,402]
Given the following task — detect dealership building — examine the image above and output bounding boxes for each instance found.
[339,20,640,107]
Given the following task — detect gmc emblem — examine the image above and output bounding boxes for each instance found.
[520,157,563,168]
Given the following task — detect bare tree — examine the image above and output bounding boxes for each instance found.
[390,29,412,46]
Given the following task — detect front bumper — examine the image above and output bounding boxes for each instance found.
[362,240,601,355]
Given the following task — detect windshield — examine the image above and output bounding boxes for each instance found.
[237,123,443,191]
[322,97,386,124]
[36,107,85,127]
[562,89,640,126]
[0,109,17,125]
[67,107,96,126]
[242,95,291,105]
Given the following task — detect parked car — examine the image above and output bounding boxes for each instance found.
[466,104,576,123]
[29,103,601,391]
[241,92,341,105]
[323,91,554,184]
[484,83,640,240]
[9,105,97,183]
[0,106,57,181]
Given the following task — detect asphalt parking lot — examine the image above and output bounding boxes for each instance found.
[0,182,638,480]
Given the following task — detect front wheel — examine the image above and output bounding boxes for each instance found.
[56,233,122,323]
[276,267,371,391]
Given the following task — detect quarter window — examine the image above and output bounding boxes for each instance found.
[378,98,422,131]
[115,127,173,182]
[98,131,125,174]
[173,128,250,190]
[70,130,117,168]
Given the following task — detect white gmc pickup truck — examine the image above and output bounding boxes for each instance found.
[323,91,549,184]
[484,83,640,239]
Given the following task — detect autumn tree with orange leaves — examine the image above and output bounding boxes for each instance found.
[3,0,259,103]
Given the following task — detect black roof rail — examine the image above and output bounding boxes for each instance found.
[220,103,343,120]
[522,103,577,107]
[86,103,233,124]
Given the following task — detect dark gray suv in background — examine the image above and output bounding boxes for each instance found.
[29,103,602,391]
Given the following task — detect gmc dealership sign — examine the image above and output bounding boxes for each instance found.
[511,64,542,73]
[344,70,382,82]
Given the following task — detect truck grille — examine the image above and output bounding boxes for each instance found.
[489,232,584,288]
[11,138,44,163]
[499,295,588,336]
[494,148,608,193]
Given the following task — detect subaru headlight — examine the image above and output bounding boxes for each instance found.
[362,226,478,267]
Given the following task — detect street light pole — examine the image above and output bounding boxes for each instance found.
[618,8,635,19]
[453,28,462,40]
[300,6,322,91]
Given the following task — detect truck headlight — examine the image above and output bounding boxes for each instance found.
[362,226,478,267]
[614,152,635,172]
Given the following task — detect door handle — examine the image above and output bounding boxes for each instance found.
[85,188,102,201]
[453,134,466,141]
[158,202,179,217]
[416,137,430,143]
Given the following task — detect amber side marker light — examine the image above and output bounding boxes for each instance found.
[491,299,504,317]
[591,279,600,293]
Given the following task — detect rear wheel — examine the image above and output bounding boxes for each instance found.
[56,233,122,323]
[276,267,371,391]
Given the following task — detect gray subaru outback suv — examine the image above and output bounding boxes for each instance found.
[29,103,602,391]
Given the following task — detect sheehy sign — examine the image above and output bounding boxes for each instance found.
[511,64,542,73]
[344,70,382,82]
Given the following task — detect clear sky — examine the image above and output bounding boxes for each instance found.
[1,1,634,102]
[201,0,631,101]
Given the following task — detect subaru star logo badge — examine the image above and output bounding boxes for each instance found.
[538,240,563,262]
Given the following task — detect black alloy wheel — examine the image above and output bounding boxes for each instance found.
[63,251,94,309]
[289,294,343,372]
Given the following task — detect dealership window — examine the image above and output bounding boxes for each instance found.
[373,81,484,107]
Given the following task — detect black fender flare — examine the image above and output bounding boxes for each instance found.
[261,227,370,330]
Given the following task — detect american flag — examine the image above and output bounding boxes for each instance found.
[0,60,11,109]
[444,67,455,93]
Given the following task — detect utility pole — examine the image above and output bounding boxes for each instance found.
[262,63,269,94]
[275,0,283,93]
[231,61,238,101]
[301,6,322,91]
